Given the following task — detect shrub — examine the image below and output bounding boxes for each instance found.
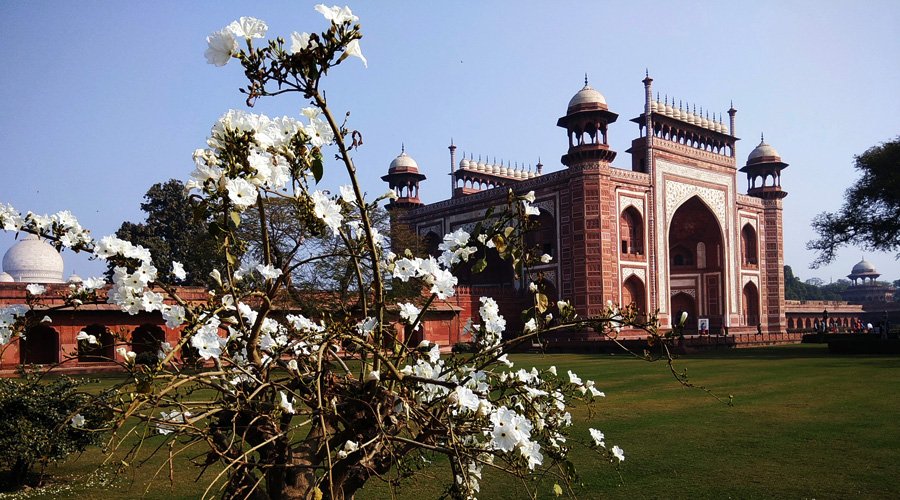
[0,371,108,488]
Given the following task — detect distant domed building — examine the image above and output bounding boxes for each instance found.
[1,234,65,283]
[842,259,895,305]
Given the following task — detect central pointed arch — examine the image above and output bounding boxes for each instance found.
[668,196,726,330]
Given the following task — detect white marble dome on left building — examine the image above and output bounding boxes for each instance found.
[1,234,65,283]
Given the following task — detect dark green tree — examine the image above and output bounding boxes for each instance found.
[110,179,223,285]
[809,137,900,267]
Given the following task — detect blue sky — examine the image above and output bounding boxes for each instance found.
[1,1,898,284]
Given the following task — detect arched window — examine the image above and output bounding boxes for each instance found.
[78,324,116,362]
[524,208,557,260]
[131,324,166,358]
[20,324,59,364]
[741,224,758,266]
[619,207,644,256]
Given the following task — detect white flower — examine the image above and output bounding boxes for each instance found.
[279,391,295,414]
[524,318,537,334]
[567,370,582,386]
[227,17,267,39]
[256,263,283,280]
[522,190,536,203]
[678,311,689,326]
[306,117,335,148]
[81,276,106,291]
[290,31,317,54]
[366,370,380,382]
[158,341,173,360]
[205,28,237,66]
[170,262,186,281]
[315,4,359,25]
[520,439,543,470]
[429,268,457,299]
[162,305,186,329]
[540,253,553,263]
[452,385,480,412]
[336,439,359,459]
[25,283,46,296]
[71,414,86,428]
[76,331,98,344]
[191,317,223,360]
[612,445,625,462]
[311,191,343,235]
[589,428,606,448]
[339,184,356,204]
[547,365,557,376]
[522,200,540,217]
[528,282,538,293]
[398,302,421,328]
[343,39,367,68]
[301,107,320,120]
[117,347,136,363]
[225,178,258,210]
[392,257,420,282]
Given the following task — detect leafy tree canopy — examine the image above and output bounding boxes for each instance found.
[110,179,222,285]
[809,137,900,267]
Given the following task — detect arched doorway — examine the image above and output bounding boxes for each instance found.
[671,292,697,330]
[20,324,59,364]
[131,324,166,357]
[742,282,760,326]
[78,324,116,362]
[669,196,725,329]
[622,275,647,317]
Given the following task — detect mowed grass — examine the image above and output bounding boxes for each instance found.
[6,344,900,499]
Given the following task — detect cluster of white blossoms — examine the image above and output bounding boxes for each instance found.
[438,228,478,268]
[0,205,93,251]
[469,297,506,349]
[204,6,366,68]
[395,332,621,498]
[392,253,458,300]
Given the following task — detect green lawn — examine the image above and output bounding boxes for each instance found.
[5,344,900,499]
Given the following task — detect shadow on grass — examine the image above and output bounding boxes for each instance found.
[682,343,900,360]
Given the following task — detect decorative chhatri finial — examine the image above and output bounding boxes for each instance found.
[401,142,405,154]
[760,132,765,143]
[584,73,589,86]
[645,68,649,77]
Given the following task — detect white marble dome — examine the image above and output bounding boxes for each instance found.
[0,272,13,282]
[567,84,607,112]
[851,259,877,275]
[2,234,65,283]
[389,150,419,171]
[748,138,781,161]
